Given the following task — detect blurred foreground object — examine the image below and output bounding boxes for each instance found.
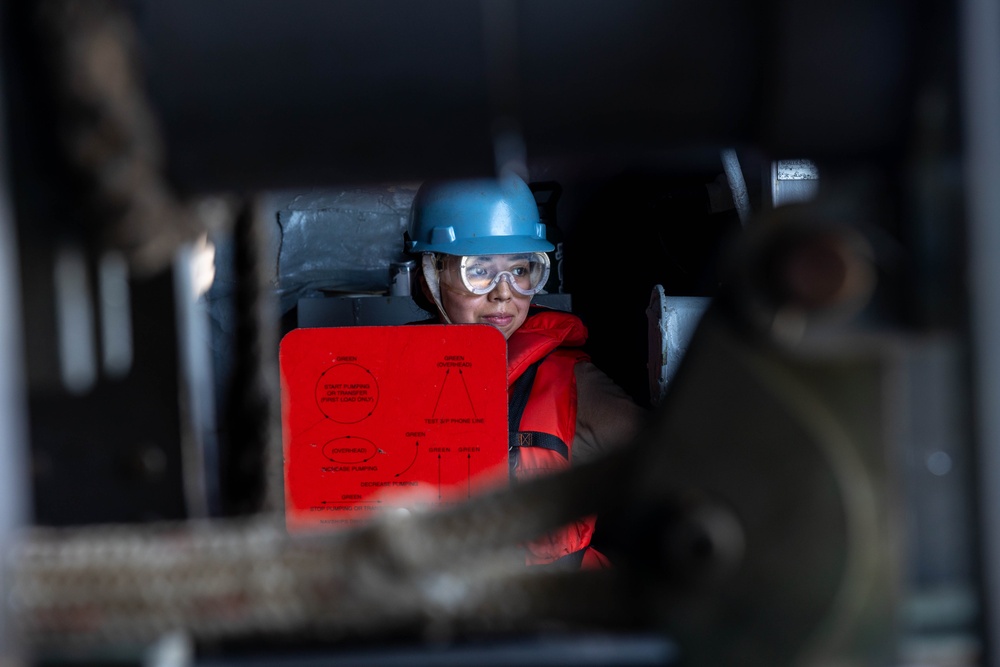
[6,205,904,666]
[0,0,980,665]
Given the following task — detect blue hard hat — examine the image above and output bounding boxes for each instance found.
[405,172,554,255]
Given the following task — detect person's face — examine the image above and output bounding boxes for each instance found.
[437,254,533,339]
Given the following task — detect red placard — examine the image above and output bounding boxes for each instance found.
[279,324,509,533]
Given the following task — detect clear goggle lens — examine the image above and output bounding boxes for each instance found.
[458,252,550,296]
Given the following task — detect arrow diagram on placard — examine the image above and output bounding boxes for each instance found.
[293,415,329,441]
[395,441,419,478]
[431,369,477,419]
[431,372,447,418]
[459,369,478,419]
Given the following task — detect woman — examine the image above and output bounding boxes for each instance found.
[404,171,648,568]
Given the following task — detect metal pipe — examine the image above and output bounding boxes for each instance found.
[0,43,30,667]
[962,0,1000,663]
[721,149,751,227]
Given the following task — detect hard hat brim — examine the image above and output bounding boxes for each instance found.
[407,235,554,256]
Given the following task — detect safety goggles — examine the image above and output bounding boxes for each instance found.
[451,252,550,296]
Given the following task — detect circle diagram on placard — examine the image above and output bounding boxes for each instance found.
[315,363,380,423]
[323,436,377,463]
[282,326,511,533]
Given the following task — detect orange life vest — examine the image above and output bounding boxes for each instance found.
[507,307,610,569]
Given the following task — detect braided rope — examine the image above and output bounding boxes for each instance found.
[6,451,639,650]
